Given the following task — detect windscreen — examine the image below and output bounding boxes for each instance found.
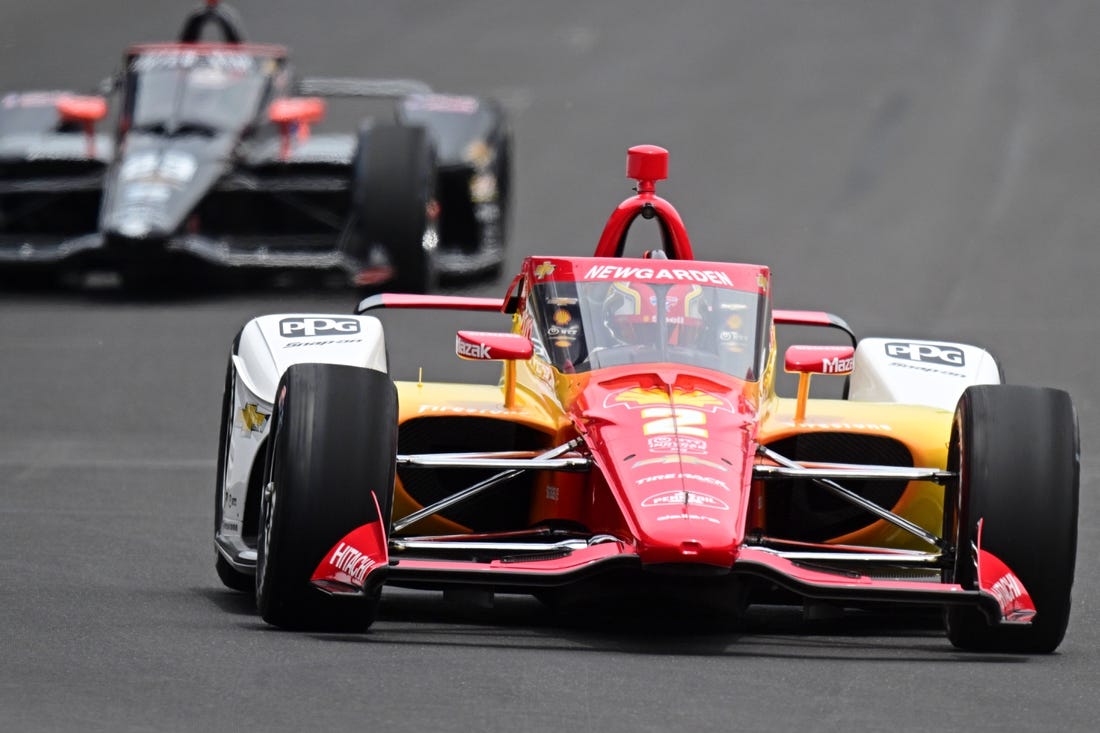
[126,51,270,133]
[528,280,770,380]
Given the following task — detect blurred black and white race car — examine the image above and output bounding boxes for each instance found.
[0,2,510,291]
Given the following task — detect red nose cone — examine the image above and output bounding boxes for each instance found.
[626,145,669,183]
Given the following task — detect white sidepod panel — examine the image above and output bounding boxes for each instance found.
[847,337,1001,411]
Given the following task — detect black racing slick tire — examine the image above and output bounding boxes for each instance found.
[351,123,437,293]
[495,128,513,247]
[944,385,1079,653]
[256,363,398,631]
[214,356,253,593]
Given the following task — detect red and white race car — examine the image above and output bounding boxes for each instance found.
[214,145,1078,653]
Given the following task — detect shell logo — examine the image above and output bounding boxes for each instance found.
[606,386,732,412]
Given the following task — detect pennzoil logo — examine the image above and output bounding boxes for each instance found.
[641,491,730,511]
[604,386,732,413]
[239,403,269,433]
[534,261,556,279]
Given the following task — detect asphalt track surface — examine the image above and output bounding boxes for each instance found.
[2,1,1099,730]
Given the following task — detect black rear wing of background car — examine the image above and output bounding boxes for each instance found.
[297,78,433,98]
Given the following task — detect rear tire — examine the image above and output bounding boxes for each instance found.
[944,385,1078,653]
[350,123,437,293]
[256,363,398,631]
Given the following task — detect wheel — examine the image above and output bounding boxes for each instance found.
[944,385,1078,653]
[495,128,513,246]
[350,123,437,293]
[256,363,398,631]
[214,356,253,593]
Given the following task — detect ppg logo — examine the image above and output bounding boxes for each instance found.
[885,342,965,367]
[279,317,361,338]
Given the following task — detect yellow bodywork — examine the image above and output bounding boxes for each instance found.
[762,397,952,550]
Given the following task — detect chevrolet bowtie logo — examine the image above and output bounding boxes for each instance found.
[240,403,269,432]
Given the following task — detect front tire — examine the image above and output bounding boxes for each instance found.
[256,363,398,631]
[350,123,437,293]
[944,385,1079,653]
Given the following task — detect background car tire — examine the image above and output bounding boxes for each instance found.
[495,128,513,247]
[944,385,1079,653]
[214,356,253,593]
[256,363,398,631]
[350,123,437,293]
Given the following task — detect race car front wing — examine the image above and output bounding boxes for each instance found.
[309,442,1035,626]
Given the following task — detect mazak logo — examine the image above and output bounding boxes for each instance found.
[456,338,491,359]
[279,317,360,338]
[821,355,854,374]
[885,342,965,367]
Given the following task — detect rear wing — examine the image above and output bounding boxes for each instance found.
[356,296,854,344]
[297,77,432,98]
[356,293,505,314]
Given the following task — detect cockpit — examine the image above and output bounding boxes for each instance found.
[122,48,279,135]
[527,277,770,380]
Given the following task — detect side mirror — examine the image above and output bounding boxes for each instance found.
[268,97,326,158]
[784,344,855,375]
[455,331,533,361]
[56,95,108,158]
[456,331,533,410]
[56,95,108,124]
[784,345,855,422]
[268,97,326,125]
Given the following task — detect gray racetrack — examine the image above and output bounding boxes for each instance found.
[2,1,1098,730]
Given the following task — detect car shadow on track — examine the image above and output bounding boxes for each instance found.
[303,590,1028,664]
[195,583,1027,662]
[197,586,258,618]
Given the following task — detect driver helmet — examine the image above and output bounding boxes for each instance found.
[603,281,706,347]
